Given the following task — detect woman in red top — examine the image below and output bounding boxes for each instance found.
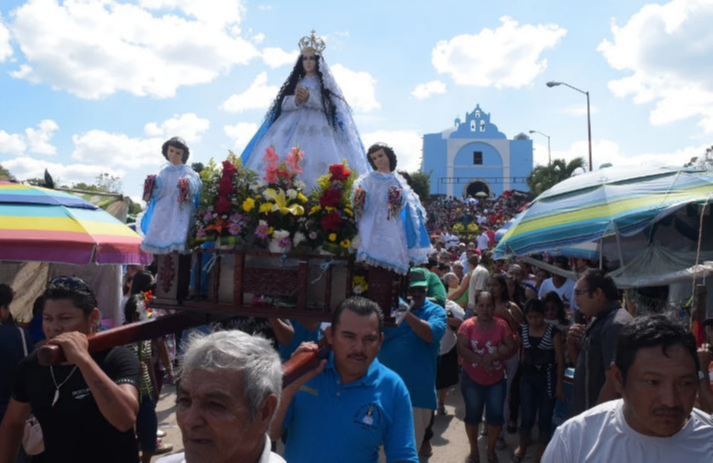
[458,292,517,463]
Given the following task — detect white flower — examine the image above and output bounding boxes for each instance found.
[293,231,306,247]
[294,180,307,191]
[273,229,290,241]
[309,231,318,240]
[286,189,298,199]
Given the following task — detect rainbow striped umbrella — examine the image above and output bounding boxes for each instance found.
[0,182,151,265]
[494,166,713,259]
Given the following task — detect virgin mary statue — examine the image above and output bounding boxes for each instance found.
[240,31,369,191]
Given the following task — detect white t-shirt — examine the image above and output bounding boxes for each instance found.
[538,278,576,310]
[156,435,285,463]
[542,399,713,463]
[467,265,490,309]
[476,233,490,250]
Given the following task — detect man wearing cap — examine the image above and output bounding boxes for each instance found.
[415,267,447,308]
[378,269,447,452]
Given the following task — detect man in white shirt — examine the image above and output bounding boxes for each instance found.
[466,253,490,317]
[476,230,490,251]
[537,257,576,312]
[543,315,713,462]
[157,331,285,463]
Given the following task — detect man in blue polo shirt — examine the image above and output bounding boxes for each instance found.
[270,296,418,463]
[378,268,447,453]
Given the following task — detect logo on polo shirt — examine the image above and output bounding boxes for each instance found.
[353,403,382,431]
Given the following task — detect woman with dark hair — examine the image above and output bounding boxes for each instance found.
[240,31,369,191]
[542,291,572,335]
[123,271,173,461]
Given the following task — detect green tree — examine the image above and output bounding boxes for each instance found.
[408,171,431,201]
[684,145,713,169]
[0,164,15,181]
[527,157,586,197]
[70,173,122,193]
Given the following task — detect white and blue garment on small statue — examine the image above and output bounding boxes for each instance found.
[140,163,202,254]
[353,171,432,275]
[240,58,369,192]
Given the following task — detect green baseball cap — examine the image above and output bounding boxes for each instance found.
[409,268,429,288]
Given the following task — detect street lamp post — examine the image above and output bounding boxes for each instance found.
[528,130,551,165]
[546,81,593,171]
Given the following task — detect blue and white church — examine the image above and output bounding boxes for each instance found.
[421,104,533,197]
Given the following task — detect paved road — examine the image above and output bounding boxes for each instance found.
[152,383,534,462]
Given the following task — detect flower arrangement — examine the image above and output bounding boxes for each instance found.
[192,150,358,256]
[387,185,402,219]
[193,152,258,247]
[142,175,156,202]
[302,162,358,255]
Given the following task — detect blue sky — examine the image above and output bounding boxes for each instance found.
[0,0,711,200]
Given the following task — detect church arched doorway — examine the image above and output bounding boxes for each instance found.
[466,181,490,198]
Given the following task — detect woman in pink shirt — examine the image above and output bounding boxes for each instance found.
[458,291,517,463]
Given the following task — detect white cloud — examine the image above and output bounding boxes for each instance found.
[432,16,566,88]
[224,122,257,152]
[2,156,125,186]
[257,5,273,11]
[8,0,259,99]
[411,80,447,100]
[262,47,296,69]
[361,130,422,172]
[252,33,265,44]
[560,104,600,117]
[221,72,278,113]
[0,120,59,156]
[138,0,245,28]
[0,14,12,62]
[331,64,380,112]
[71,130,163,168]
[143,113,210,143]
[534,138,710,171]
[598,0,713,132]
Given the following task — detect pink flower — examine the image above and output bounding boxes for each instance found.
[286,147,304,174]
[263,146,279,170]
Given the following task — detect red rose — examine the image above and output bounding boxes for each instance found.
[320,211,343,231]
[329,163,351,181]
[222,160,237,177]
[320,188,342,208]
[215,196,231,214]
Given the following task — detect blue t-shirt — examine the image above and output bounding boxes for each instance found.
[378,299,447,409]
[277,320,322,361]
[284,354,418,463]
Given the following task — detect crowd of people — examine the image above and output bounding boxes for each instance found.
[2,207,713,462]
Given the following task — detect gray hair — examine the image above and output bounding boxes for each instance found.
[179,330,282,422]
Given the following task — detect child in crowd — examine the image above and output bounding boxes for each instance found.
[513,299,565,463]
[457,291,516,463]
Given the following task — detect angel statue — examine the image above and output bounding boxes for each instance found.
[240,31,369,191]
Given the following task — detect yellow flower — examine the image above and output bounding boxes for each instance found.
[309,205,322,215]
[340,239,351,249]
[329,233,337,242]
[259,203,273,214]
[344,208,353,217]
[297,193,308,203]
[268,227,274,236]
[242,198,255,212]
[325,206,335,213]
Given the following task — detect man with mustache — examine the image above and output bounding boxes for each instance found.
[543,315,713,461]
[270,296,418,463]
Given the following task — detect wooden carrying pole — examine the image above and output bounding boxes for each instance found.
[36,312,330,388]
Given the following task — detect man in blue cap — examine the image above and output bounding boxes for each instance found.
[378,267,447,454]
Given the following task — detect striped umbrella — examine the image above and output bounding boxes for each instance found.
[494,166,713,259]
[0,182,151,265]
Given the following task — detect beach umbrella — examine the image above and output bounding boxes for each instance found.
[494,166,713,259]
[0,182,151,265]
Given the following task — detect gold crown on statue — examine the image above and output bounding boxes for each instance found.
[298,30,326,54]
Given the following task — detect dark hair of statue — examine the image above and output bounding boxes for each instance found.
[265,53,339,129]
[162,137,191,164]
[615,314,699,384]
[366,143,397,171]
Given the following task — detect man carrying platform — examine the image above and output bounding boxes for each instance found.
[270,296,418,463]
